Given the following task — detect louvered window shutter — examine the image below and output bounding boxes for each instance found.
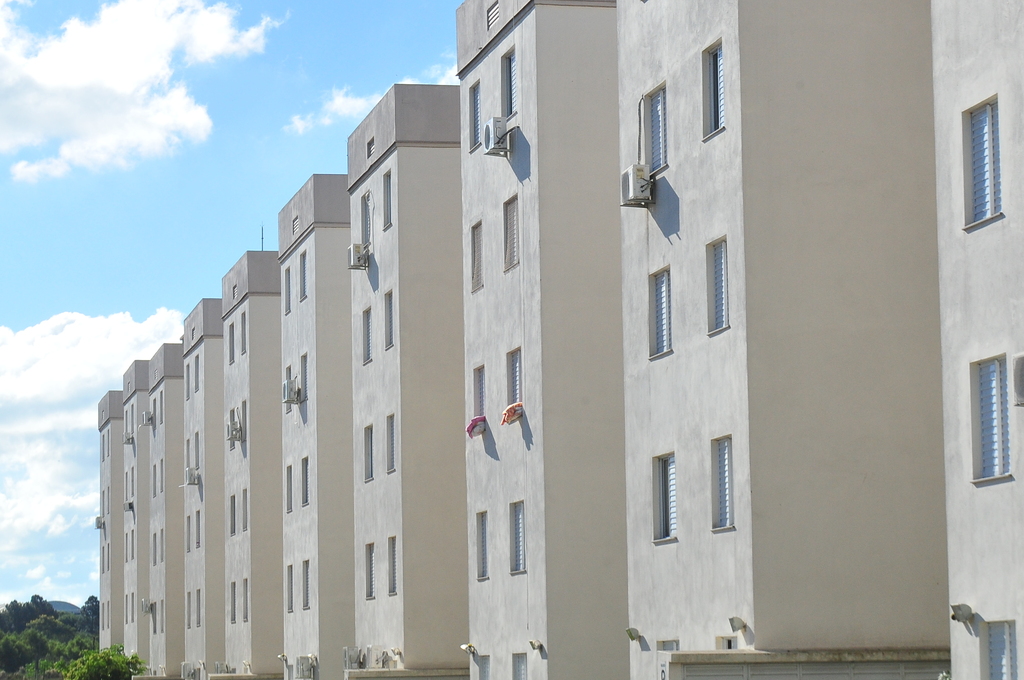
[504,197,519,269]
[475,366,486,417]
[472,85,482,147]
[979,357,1010,478]
[988,622,1012,680]
[711,46,725,131]
[664,456,677,536]
[385,291,394,348]
[508,52,517,116]
[511,502,525,572]
[653,270,671,354]
[471,225,483,291]
[972,102,1002,223]
[363,308,372,363]
[386,414,396,472]
[716,438,732,528]
[713,241,729,330]
[509,349,521,403]
[388,536,397,595]
[650,89,666,169]
[478,512,488,578]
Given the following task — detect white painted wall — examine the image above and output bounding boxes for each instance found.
[99,392,124,651]
[123,362,151,665]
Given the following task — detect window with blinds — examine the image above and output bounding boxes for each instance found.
[364,425,374,481]
[504,196,519,270]
[229,495,236,536]
[470,83,482,147]
[977,356,1011,479]
[504,50,517,117]
[651,269,671,356]
[706,44,725,134]
[302,560,310,610]
[362,193,372,244]
[365,544,375,599]
[386,414,396,472]
[284,268,292,314]
[186,592,191,628]
[363,308,373,363]
[300,354,309,401]
[512,654,527,680]
[988,621,1015,680]
[196,589,201,627]
[471,223,483,291]
[240,312,246,354]
[507,349,522,404]
[388,536,398,595]
[649,88,667,170]
[477,511,489,579]
[510,501,526,573]
[709,239,729,331]
[228,323,235,363]
[299,251,308,300]
[186,516,191,553]
[230,581,236,624]
[195,510,201,548]
[655,454,676,540]
[970,100,1001,224]
[286,465,293,513]
[242,488,248,531]
[474,365,486,417]
[242,578,248,622]
[301,456,310,506]
[383,172,393,228]
[714,437,733,529]
[286,564,293,612]
[384,291,395,349]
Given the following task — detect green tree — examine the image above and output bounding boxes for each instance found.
[58,645,145,680]
[26,617,77,645]
[80,598,99,637]
[0,633,33,673]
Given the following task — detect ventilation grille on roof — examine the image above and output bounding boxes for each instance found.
[487,1,499,29]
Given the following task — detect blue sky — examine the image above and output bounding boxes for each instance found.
[0,0,462,605]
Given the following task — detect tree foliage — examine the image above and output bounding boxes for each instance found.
[58,646,145,680]
[0,596,100,677]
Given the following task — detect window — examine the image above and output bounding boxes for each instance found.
[240,312,246,354]
[240,400,247,442]
[299,251,308,300]
[185,364,191,399]
[363,308,373,363]
[152,464,156,498]
[987,621,1016,680]
[365,544,375,599]
[507,349,522,404]
[364,425,374,481]
[705,43,725,135]
[977,356,1011,479]
[300,354,309,401]
[284,268,292,314]
[474,365,486,417]
[654,454,677,540]
[478,657,491,680]
[470,83,482,148]
[713,438,733,529]
[194,356,199,392]
[194,432,199,467]
[228,323,235,363]
[510,501,525,573]
[186,592,191,628]
[301,456,310,506]
[649,87,667,170]
[477,511,488,579]
[286,465,293,513]
[195,510,201,548]
[292,215,299,234]
[286,565,294,613]
[152,533,156,565]
[229,409,237,451]
[196,589,201,627]
[651,269,672,356]
[384,291,395,349]
[160,529,164,563]
[512,654,527,680]
[970,100,1001,224]
[503,50,517,117]
[230,495,236,536]
[471,224,483,291]
[362,193,372,245]
[186,516,191,553]
[486,0,499,29]
[302,560,310,610]
[230,581,236,624]
[503,196,519,270]
[130,529,135,560]
[386,414,396,473]
[366,137,375,158]
[160,460,164,493]
[387,536,398,595]
[285,366,293,414]
[708,239,729,331]
[383,172,393,229]
[242,578,248,622]
[242,488,248,531]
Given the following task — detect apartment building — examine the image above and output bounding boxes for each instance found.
[456,1,629,679]
[183,299,226,680]
[347,84,468,674]
[221,252,283,676]
[931,3,1023,680]
[146,344,186,675]
[617,2,950,679]
[279,175,353,680]
[98,390,125,650]
[122,361,152,664]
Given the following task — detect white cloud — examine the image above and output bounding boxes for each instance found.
[0,0,279,181]
[285,87,381,135]
[401,59,459,86]
[25,565,44,579]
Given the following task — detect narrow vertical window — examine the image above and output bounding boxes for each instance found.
[365,544,375,599]
[510,501,525,573]
[230,495,236,536]
[160,529,164,562]
[977,357,1011,479]
[241,488,248,531]
[362,193,372,244]
[286,465,293,513]
[386,414,396,473]
[970,100,1002,224]
[503,50,517,117]
[284,268,292,314]
[300,354,309,401]
[186,592,191,628]
[228,323,235,363]
[503,196,519,270]
[299,251,308,300]
[651,269,672,355]
[387,536,398,595]
[302,560,310,610]
[987,621,1015,680]
[512,654,527,680]
[242,578,248,622]
[477,511,488,579]
[194,356,199,392]
[364,425,374,481]
[471,223,483,292]
[286,565,294,612]
[228,408,237,451]
[384,291,395,349]
[655,454,677,540]
[471,83,482,147]
[240,400,247,441]
[186,516,191,553]
[649,88,667,170]
[230,581,236,624]
[196,589,201,627]
[474,366,486,417]
[383,172,393,228]
[706,44,725,134]
[195,510,201,548]
[159,392,164,423]
[714,437,733,529]
[152,464,156,497]
[301,456,310,506]
[507,349,521,404]
[240,312,247,354]
[152,533,156,565]
[708,239,729,332]
[363,308,373,363]
[185,365,191,399]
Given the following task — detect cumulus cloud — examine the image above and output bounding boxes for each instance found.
[0,308,182,603]
[285,87,382,135]
[0,0,279,181]
[401,59,459,86]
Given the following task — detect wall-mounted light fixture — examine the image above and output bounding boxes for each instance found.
[460,644,477,656]
[729,617,747,632]
[950,604,974,622]
[626,627,641,642]
[277,654,288,663]
[529,640,543,651]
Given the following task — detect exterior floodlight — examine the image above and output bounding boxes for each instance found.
[277,655,287,663]
[529,640,543,651]
[950,604,974,622]
[729,617,747,632]
[391,648,402,657]
[626,627,641,642]
[460,644,477,656]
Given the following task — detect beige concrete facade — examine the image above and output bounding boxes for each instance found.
[221,252,284,677]
[931,2,1024,679]
[146,344,186,676]
[183,299,226,680]
[347,84,468,673]
[617,2,949,679]
[99,390,125,650]
[278,175,354,680]
[123,361,152,665]
[456,2,629,679]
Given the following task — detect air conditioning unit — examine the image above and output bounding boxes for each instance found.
[295,655,316,680]
[483,117,509,156]
[282,379,301,405]
[342,647,365,670]
[367,646,387,670]
[140,598,151,615]
[123,431,135,445]
[226,420,243,443]
[184,467,200,486]
[141,411,154,426]
[181,662,195,680]
[94,516,104,529]
[621,164,653,206]
[123,501,134,513]
[348,242,370,270]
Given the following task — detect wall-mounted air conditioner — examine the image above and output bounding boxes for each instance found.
[348,243,370,270]
[295,655,316,680]
[282,379,301,405]
[483,117,510,156]
[123,431,135,445]
[342,648,365,670]
[226,420,243,443]
[367,647,387,670]
[181,662,195,680]
[621,164,653,207]
[141,411,154,427]
[140,598,151,615]
[184,467,200,486]
[123,501,134,513]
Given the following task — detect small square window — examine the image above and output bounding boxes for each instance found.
[486,1,499,29]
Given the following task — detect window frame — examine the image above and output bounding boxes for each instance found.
[477,511,489,580]
[471,223,483,292]
[383,171,393,229]
[653,453,677,541]
[503,195,519,271]
[973,355,1012,481]
[712,436,734,531]
[507,348,522,405]
[648,86,667,172]
[503,49,518,118]
[470,82,483,149]
[386,414,397,473]
[510,500,526,574]
[650,268,672,357]
[707,238,730,333]
[364,425,374,482]
[704,42,725,137]
[363,308,373,364]
[365,543,375,599]
[384,290,395,350]
[965,98,1002,227]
